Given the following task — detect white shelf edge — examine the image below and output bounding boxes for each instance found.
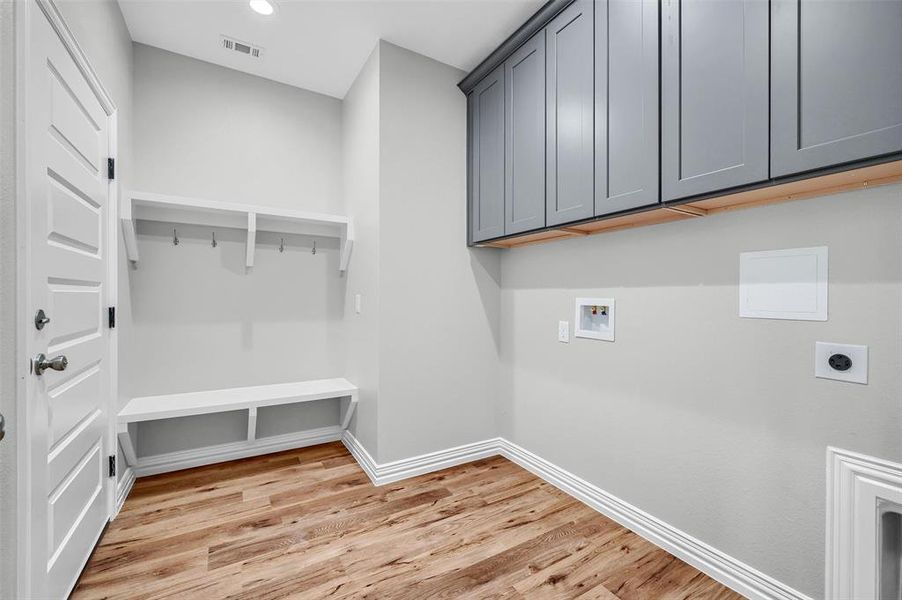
[122,190,353,273]
[118,379,359,423]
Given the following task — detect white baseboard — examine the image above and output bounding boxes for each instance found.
[341,431,502,486]
[497,439,812,600]
[133,425,342,477]
[341,433,811,600]
[114,467,136,517]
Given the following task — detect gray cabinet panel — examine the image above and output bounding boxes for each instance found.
[505,34,546,235]
[595,0,659,216]
[468,66,505,243]
[546,0,594,227]
[662,0,769,201]
[772,0,902,177]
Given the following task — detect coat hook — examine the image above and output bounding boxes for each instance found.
[173,229,179,246]
[279,238,285,253]
[211,232,217,248]
[312,240,316,255]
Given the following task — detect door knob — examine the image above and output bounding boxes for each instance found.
[34,353,67,376]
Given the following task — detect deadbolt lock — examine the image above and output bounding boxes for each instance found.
[34,309,50,330]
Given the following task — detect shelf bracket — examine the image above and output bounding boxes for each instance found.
[246,212,257,268]
[117,422,138,467]
[121,196,139,262]
[340,390,359,430]
[247,407,258,442]
[339,218,354,273]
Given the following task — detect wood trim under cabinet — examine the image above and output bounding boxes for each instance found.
[475,159,902,249]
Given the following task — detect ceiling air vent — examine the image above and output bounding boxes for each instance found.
[220,35,263,59]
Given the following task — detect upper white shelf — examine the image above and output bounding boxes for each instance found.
[121,190,354,272]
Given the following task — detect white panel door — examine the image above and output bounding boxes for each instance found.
[26,5,113,598]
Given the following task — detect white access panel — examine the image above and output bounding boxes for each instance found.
[739,246,828,321]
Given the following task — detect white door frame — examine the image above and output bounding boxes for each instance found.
[14,1,119,596]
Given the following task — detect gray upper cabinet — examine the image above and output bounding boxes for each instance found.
[771,0,902,177]
[545,0,594,227]
[468,66,505,243]
[595,0,660,216]
[505,34,546,235]
[661,0,769,201]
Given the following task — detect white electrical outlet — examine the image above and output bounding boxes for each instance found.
[558,321,570,343]
[815,342,868,384]
[355,294,362,314]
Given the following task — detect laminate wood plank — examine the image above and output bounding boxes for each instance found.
[393,515,612,599]
[230,484,570,598]
[74,444,745,600]
[327,497,587,599]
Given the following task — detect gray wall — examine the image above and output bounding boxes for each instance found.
[132,44,341,214]
[342,45,382,456]
[377,42,500,462]
[129,45,346,454]
[499,183,902,598]
[339,42,502,463]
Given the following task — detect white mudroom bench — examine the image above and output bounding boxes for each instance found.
[117,378,358,476]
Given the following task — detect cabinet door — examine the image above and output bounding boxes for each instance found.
[595,0,659,216]
[505,34,546,235]
[661,0,769,201]
[772,0,902,177]
[468,66,505,243]
[546,0,594,227]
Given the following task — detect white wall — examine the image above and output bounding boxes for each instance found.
[128,44,346,455]
[341,46,382,456]
[376,42,500,462]
[499,183,902,598]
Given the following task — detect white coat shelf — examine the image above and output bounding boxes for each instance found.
[121,191,354,272]
[117,378,359,476]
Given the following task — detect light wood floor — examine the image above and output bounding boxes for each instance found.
[74,442,745,599]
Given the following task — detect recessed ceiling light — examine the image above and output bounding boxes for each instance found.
[249,0,275,16]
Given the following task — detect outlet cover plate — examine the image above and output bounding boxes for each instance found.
[815,342,868,384]
[558,321,570,343]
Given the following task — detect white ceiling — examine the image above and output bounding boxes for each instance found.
[118,0,543,99]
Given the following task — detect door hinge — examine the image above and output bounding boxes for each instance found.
[108,455,116,478]
[108,306,116,329]
[107,158,115,180]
